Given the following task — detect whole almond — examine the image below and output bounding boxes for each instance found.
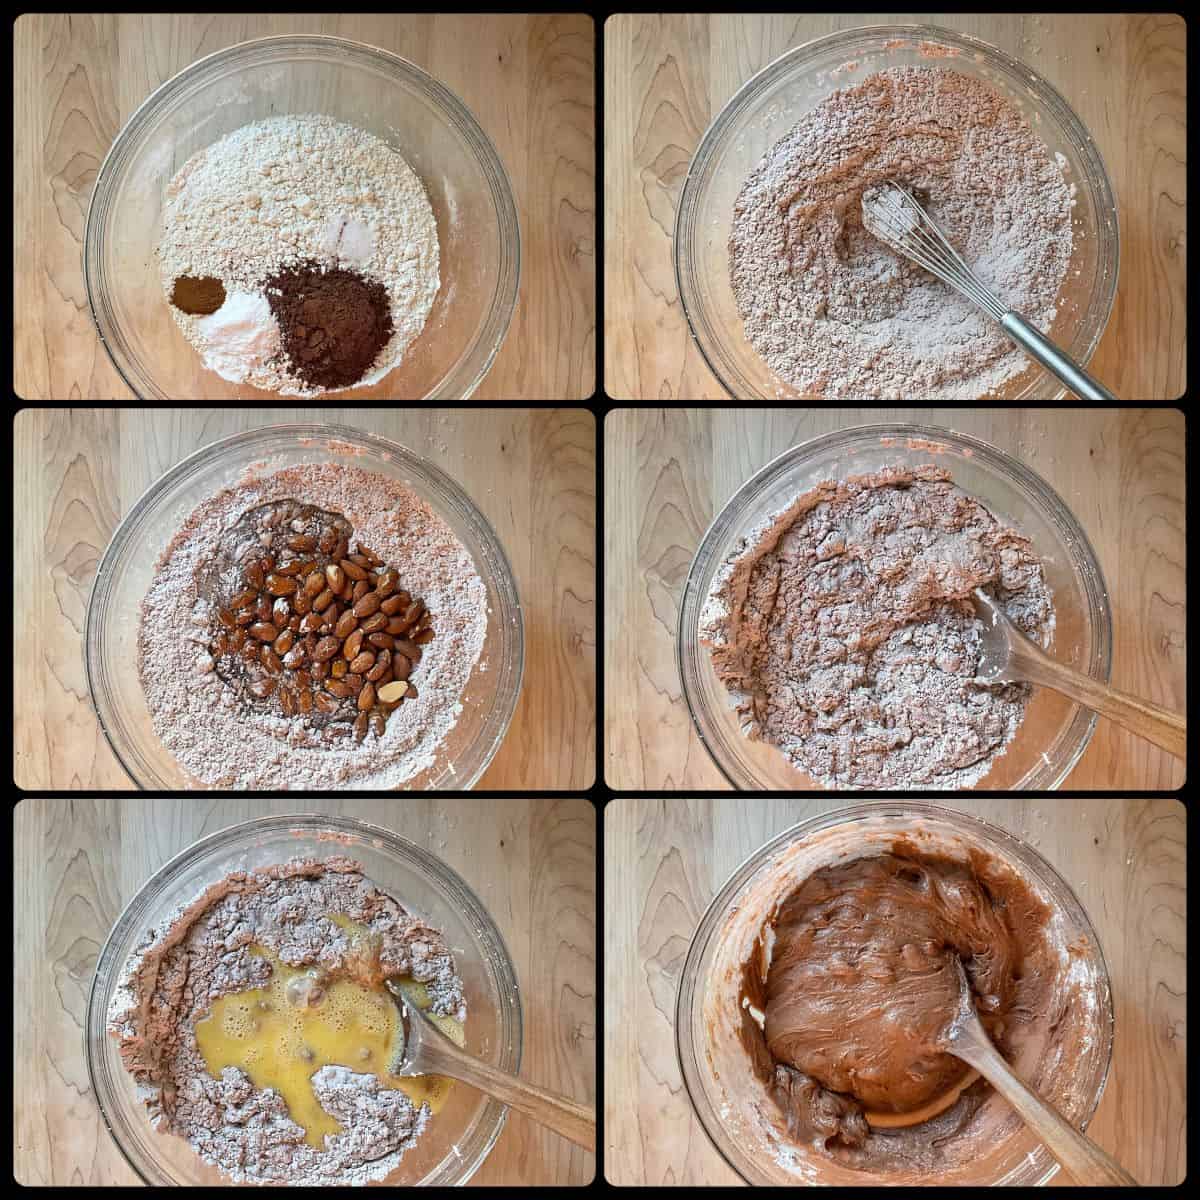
[375,569,399,596]
[287,533,317,552]
[300,612,324,634]
[391,653,412,681]
[349,651,375,675]
[356,543,383,567]
[249,622,278,642]
[357,682,376,711]
[313,636,341,662]
[331,659,348,679]
[304,570,325,597]
[325,563,346,593]
[230,587,258,610]
[352,579,370,604]
[288,614,302,633]
[343,629,364,660]
[249,677,277,699]
[335,610,359,640]
[272,597,291,624]
[261,646,283,674]
[367,650,391,681]
[313,588,335,612]
[266,573,298,596]
[218,607,237,630]
[393,637,422,662]
[318,528,338,554]
[353,592,382,619]
[325,680,353,699]
[377,680,408,704]
[245,562,265,590]
[368,632,395,650]
[380,594,406,616]
[340,558,368,582]
[370,711,387,737]
[297,687,313,714]
[283,646,306,669]
[314,691,338,715]
[273,629,295,655]
[311,659,329,681]
[414,628,435,645]
[293,590,312,616]
[358,612,387,635]
[353,711,369,743]
[386,617,408,636]
[256,595,273,621]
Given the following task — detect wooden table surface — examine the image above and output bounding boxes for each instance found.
[13,407,595,791]
[12,796,595,1185]
[604,796,1186,1185]
[605,407,1186,791]
[604,12,1186,400]
[13,13,595,400]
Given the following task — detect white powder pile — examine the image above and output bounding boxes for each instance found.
[729,66,1075,399]
[138,463,487,789]
[159,115,440,395]
[106,857,465,1185]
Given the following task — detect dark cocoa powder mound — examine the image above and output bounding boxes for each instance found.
[171,274,226,315]
[263,261,393,390]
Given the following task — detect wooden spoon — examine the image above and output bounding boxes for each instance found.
[939,959,1135,1186]
[971,588,1186,759]
[385,982,595,1152]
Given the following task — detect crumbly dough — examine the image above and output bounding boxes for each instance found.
[739,841,1060,1172]
[701,465,1054,788]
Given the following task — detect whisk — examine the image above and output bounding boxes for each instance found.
[861,182,1117,400]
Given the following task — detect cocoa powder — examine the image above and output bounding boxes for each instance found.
[264,261,394,391]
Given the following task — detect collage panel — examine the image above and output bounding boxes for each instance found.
[604,795,1185,1185]
[13,796,596,1184]
[605,12,1184,402]
[606,407,1186,792]
[13,408,596,791]
[13,12,595,401]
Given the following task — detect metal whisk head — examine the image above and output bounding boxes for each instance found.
[861,182,1005,322]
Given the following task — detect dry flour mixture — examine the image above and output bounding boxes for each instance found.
[160,115,440,395]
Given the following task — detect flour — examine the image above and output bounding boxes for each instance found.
[729,67,1074,399]
[106,857,465,1185]
[701,466,1055,789]
[137,463,488,789]
[159,115,439,395]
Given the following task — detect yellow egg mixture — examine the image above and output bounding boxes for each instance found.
[193,914,464,1148]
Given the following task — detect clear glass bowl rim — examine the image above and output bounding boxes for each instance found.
[83,33,521,400]
[674,800,1115,1187]
[676,421,1113,790]
[674,22,1120,401]
[84,422,525,790]
[85,812,523,1186]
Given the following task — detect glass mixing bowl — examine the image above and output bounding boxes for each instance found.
[85,423,524,789]
[677,801,1113,1186]
[677,424,1112,790]
[675,24,1119,400]
[84,35,520,400]
[87,813,522,1185]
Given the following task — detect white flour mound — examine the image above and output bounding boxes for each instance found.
[159,114,440,396]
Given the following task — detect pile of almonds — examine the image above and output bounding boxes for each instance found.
[204,500,434,744]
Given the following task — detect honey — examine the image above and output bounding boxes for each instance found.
[194,915,463,1148]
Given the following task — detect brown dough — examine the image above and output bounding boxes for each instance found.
[740,839,1056,1164]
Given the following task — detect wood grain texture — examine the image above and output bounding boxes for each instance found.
[603,797,1186,1185]
[12,796,596,1186]
[13,408,596,790]
[604,12,1186,400]
[13,13,594,400]
[604,408,1185,790]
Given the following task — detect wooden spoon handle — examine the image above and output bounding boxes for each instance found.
[953,1032,1136,1185]
[1013,642,1186,760]
[416,1036,595,1152]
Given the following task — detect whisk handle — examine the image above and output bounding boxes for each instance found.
[1001,312,1118,401]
